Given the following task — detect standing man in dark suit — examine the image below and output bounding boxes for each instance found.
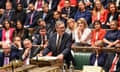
[0,42,19,67]
[41,20,74,66]
[24,3,39,28]
[104,43,120,72]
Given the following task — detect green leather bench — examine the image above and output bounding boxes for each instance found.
[73,52,91,70]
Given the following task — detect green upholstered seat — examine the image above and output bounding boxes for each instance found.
[73,52,91,70]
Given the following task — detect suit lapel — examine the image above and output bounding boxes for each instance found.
[116,55,120,71]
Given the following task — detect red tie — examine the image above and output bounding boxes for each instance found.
[37,0,42,9]
[29,12,34,24]
[17,0,20,3]
[109,54,119,72]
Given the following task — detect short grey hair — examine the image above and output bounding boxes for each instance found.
[55,20,65,27]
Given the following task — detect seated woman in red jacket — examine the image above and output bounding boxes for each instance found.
[91,20,106,47]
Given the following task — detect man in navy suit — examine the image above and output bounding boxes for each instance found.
[24,3,39,28]
[0,2,15,24]
[41,20,74,66]
[89,40,107,67]
[104,43,120,72]
[0,42,19,67]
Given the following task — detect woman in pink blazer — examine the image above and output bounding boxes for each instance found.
[2,20,14,43]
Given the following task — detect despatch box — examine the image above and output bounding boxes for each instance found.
[30,56,63,67]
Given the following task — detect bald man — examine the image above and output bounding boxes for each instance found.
[0,42,19,67]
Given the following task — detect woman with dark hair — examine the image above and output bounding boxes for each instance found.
[106,2,120,29]
[13,3,26,24]
[91,20,106,47]
[2,20,14,43]
[13,20,29,40]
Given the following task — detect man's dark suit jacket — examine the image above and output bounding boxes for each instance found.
[11,0,27,9]
[0,51,20,67]
[21,46,40,60]
[0,0,5,8]
[32,33,49,45]
[89,52,107,67]
[42,32,73,62]
[24,10,39,28]
[39,11,52,23]
[0,9,15,24]
[45,0,60,11]
[104,53,120,72]
[61,6,77,18]
[13,9,27,24]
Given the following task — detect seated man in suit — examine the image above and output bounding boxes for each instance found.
[89,40,107,67]
[0,42,19,67]
[61,0,77,20]
[39,20,74,66]
[24,3,39,28]
[22,39,39,65]
[32,26,49,49]
[104,43,120,72]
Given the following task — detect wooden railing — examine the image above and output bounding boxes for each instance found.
[72,45,115,53]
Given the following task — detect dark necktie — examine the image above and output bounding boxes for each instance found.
[56,36,62,51]
[6,10,9,19]
[41,36,45,45]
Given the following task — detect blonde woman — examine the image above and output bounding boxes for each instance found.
[65,18,77,41]
[92,0,108,27]
[74,18,91,46]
